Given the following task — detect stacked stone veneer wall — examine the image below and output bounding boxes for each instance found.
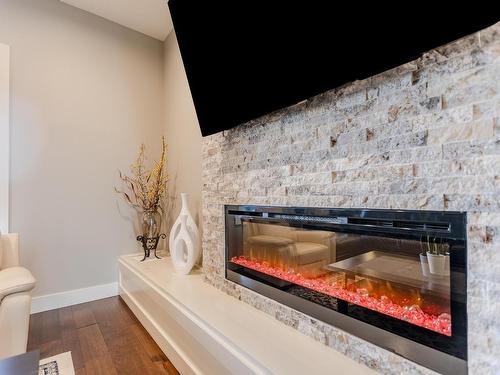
[201,23,500,374]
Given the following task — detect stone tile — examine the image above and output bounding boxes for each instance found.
[200,21,500,375]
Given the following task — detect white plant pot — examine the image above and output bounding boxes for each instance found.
[419,253,430,277]
[426,252,447,276]
[169,193,200,274]
[443,254,450,276]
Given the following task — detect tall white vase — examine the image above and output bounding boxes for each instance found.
[169,193,200,274]
[171,215,197,274]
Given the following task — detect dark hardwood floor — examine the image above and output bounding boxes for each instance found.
[28,296,179,375]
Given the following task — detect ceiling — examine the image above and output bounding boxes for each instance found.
[60,0,173,41]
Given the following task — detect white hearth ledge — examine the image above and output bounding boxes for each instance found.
[118,254,376,375]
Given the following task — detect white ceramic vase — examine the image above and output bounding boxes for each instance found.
[169,193,200,274]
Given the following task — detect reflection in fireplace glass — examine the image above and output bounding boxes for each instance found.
[230,221,452,336]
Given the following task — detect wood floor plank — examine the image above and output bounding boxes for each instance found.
[129,325,177,375]
[89,299,126,333]
[58,306,76,331]
[72,303,97,329]
[77,324,109,360]
[27,313,43,351]
[28,296,179,375]
[130,323,169,363]
[119,301,177,373]
[40,309,61,344]
[113,296,137,326]
[38,339,63,359]
[81,356,118,375]
[61,327,85,371]
[102,328,163,375]
[158,358,181,375]
[56,305,86,371]
[78,323,119,375]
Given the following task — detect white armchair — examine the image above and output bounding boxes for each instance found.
[0,233,36,359]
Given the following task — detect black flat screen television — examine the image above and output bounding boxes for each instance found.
[168,2,498,136]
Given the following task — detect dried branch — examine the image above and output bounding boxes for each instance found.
[115,137,168,213]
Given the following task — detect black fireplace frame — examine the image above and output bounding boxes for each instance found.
[225,205,467,375]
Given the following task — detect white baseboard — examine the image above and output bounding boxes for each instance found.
[31,282,118,314]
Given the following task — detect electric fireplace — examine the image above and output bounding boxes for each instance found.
[225,206,467,374]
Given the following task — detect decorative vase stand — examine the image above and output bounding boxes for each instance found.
[137,233,166,261]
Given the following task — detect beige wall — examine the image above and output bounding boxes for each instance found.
[0,0,165,296]
[0,44,9,234]
[163,32,202,237]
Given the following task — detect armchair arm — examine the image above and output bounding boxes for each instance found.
[0,267,35,301]
[0,233,19,269]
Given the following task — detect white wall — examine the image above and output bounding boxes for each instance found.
[163,32,202,235]
[0,44,9,234]
[0,0,165,298]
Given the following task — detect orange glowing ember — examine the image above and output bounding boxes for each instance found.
[231,256,451,336]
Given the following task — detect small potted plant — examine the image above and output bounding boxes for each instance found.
[425,237,450,276]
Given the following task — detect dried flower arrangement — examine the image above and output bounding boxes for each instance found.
[115,136,168,214]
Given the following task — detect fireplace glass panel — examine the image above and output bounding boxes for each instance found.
[230,220,452,336]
